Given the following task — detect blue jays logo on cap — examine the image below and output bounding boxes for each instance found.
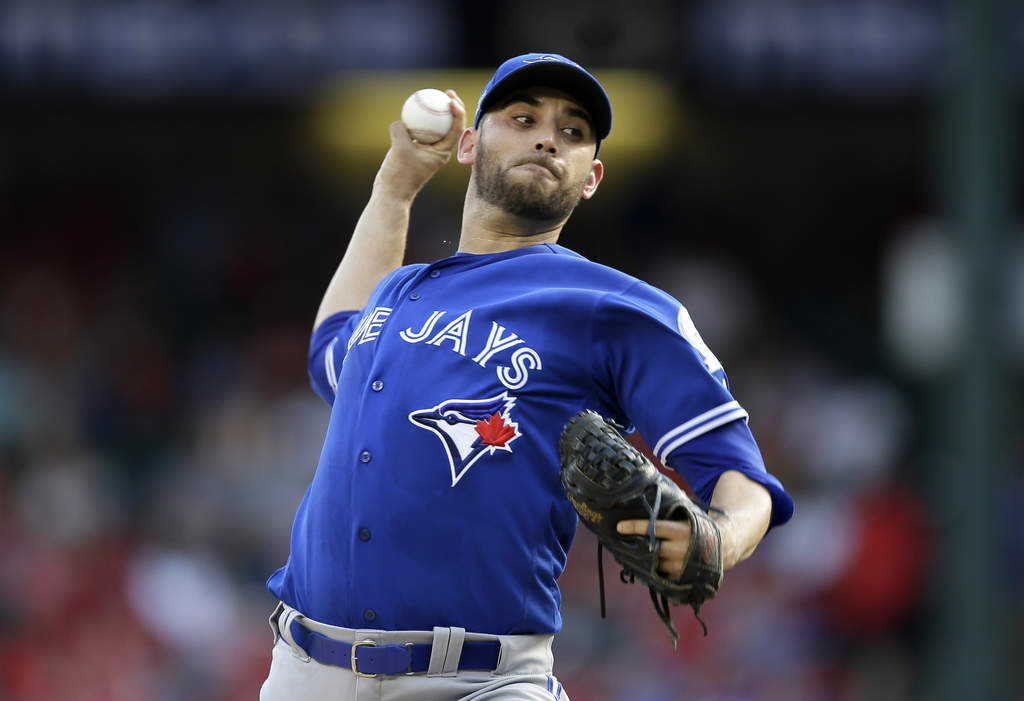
[522,55,575,65]
[409,392,522,487]
[474,52,613,151]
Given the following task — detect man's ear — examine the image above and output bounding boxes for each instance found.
[581,159,604,200]
[456,128,477,165]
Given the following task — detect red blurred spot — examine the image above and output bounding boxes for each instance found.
[824,484,929,636]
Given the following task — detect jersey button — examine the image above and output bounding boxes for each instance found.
[429,270,440,278]
[358,528,371,542]
[359,450,372,463]
[409,292,421,300]
[363,609,376,622]
[371,380,383,392]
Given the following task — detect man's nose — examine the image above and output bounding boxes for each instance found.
[534,133,557,154]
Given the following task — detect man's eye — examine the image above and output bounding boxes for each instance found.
[562,127,583,138]
[513,115,533,125]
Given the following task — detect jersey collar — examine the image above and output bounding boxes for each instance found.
[443,243,585,266]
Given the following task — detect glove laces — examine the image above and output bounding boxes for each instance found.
[594,489,718,648]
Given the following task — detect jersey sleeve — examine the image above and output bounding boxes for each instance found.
[306,266,421,404]
[590,282,793,526]
[308,310,361,404]
[665,418,794,528]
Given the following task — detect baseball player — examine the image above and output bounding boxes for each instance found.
[260,53,794,701]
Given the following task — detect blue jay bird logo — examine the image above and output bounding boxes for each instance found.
[409,392,522,486]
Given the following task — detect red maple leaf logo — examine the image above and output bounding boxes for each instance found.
[475,412,517,447]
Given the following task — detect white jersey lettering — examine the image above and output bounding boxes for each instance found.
[349,306,392,349]
[397,309,544,389]
[426,310,474,356]
[497,347,542,390]
[472,322,525,367]
[401,310,446,343]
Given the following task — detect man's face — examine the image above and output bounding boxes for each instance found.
[470,87,603,223]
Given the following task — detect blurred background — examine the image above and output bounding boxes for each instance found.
[0,1,1021,699]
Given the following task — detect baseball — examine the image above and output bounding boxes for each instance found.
[401,88,453,144]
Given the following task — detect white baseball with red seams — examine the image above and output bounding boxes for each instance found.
[401,89,453,144]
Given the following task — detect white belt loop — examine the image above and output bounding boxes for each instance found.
[268,601,285,641]
[443,627,466,675]
[277,605,311,662]
[426,626,465,676]
[426,627,450,676]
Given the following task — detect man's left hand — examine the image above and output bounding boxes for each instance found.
[616,519,694,578]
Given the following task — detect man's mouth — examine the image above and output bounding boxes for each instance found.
[514,159,560,179]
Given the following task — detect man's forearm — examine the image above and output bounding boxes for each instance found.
[710,470,773,570]
[312,95,466,331]
[313,186,413,329]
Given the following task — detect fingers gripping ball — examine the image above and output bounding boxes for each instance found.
[401,89,454,144]
[559,410,724,647]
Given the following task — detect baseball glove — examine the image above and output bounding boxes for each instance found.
[559,410,723,647]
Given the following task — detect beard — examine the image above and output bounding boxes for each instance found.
[473,140,588,223]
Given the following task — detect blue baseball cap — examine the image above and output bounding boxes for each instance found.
[474,53,613,151]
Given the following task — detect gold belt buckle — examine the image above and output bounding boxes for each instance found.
[351,639,377,678]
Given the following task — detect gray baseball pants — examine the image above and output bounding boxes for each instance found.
[260,603,569,701]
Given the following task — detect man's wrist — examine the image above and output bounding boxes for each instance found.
[370,177,418,208]
[710,511,739,570]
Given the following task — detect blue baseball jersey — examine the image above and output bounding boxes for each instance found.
[267,243,793,635]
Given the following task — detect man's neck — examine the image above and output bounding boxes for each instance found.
[456,194,566,254]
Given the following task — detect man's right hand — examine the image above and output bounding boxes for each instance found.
[374,89,466,202]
